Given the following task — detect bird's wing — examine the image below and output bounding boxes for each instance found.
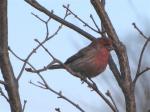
[65,44,93,64]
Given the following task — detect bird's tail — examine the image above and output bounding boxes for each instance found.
[48,64,64,69]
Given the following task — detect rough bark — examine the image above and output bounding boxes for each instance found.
[0,0,22,112]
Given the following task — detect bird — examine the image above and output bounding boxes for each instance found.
[48,37,113,78]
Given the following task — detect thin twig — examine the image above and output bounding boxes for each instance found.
[90,14,101,33]
[138,67,150,76]
[0,87,9,102]
[13,7,70,81]
[63,5,99,33]
[90,0,119,41]
[132,23,148,39]
[106,90,119,112]
[8,47,25,62]
[31,12,48,23]
[25,0,95,41]
[34,39,56,59]
[132,23,150,84]
[136,38,150,74]
[22,100,27,112]
[25,60,56,73]
[31,74,85,112]
[31,12,52,39]
[8,49,85,112]
[29,80,46,89]
[133,38,150,84]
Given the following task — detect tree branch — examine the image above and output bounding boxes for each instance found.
[134,38,150,84]
[22,100,27,112]
[90,14,101,33]
[0,1,22,112]
[0,87,9,102]
[25,0,95,41]
[106,90,119,112]
[90,0,119,41]
[132,23,149,39]
[63,5,100,33]
[25,39,117,112]
[15,10,69,81]
[35,75,86,112]
[9,43,86,112]
[90,0,135,112]
[132,23,150,85]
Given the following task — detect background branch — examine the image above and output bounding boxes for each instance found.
[0,87,9,102]
[106,90,119,112]
[132,23,150,85]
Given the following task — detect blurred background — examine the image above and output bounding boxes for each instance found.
[0,0,150,112]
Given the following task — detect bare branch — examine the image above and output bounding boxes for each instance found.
[22,100,27,112]
[90,0,119,41]
[63,5,99,33]
[19,3,118,110]
[31,12,49,23]
[24,37,117,112]
[64,64,117,112]
[8,47,25,62]
[90,14,101,33]
[34,39,56,60]
[31,73,86,112]
[106,90,119,112]
[9,48,86,112]
[14,9,69,81]
[132,23,150,85]
[29,80,46,89]
[0,1,22,111]
[132,23,149,39]
[25,60,56,73]
[31,12,52,39]
[0,87,9,102]
[136,38,150,74]
[133,38,150,84]
[138,67,150,76]
[91,1,135,112]
[108,56,121,81]
[25,0,95,41]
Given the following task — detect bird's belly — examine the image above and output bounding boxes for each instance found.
[69,54,108,78]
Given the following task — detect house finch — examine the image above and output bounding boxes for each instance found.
[49,37,113,78]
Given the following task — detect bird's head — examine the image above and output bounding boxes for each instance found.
[96,37,114,51]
